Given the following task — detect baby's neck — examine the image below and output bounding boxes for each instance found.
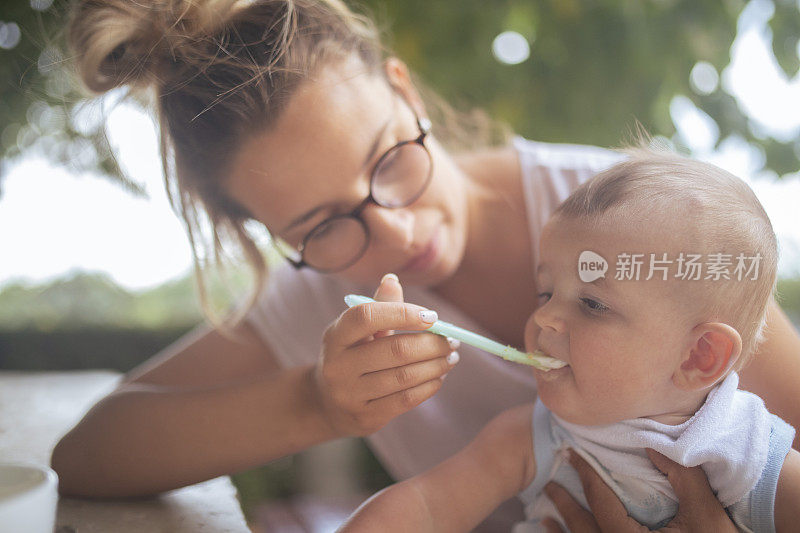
[644,391,709,426]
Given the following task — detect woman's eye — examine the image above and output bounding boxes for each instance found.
[580,298,609,314]
[309,221,336,241]
[376,143,402,172]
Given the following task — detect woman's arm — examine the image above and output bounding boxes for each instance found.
[739,299,800,449]
[339,404,536,533]
[51,275,456,498]
[51,321,338,498]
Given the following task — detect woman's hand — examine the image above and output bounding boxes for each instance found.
[542,448,738,533]
[314,274,459,437]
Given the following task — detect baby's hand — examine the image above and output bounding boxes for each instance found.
[314,274,459,437]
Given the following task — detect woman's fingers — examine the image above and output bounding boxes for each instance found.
[565,450,646,532]
[351,332,458,374]
[373,273,404,303]
[315,274,452,437]
[364,376,445,420]
[646,447,712,502]
[360,352,457,397]
[327,301,437,349]
[372,273,404,339]
[646,448,738,533]
[543,481,601,533]
[541,517,566,533]
[543,449,737,533]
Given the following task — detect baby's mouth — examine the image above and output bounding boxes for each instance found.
[530,349,569,371]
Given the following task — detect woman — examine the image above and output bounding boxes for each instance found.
[53,0,800,529]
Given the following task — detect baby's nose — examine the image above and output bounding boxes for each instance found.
[533,299,567,333]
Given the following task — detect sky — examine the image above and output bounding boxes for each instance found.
[0,0,798,292]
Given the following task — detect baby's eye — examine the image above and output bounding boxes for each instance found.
[537,292,552,303]
[580,297,609,314]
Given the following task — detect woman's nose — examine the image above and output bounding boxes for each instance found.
[362,205,414,250]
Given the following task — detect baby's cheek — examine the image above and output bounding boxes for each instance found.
[584,333,616,356]
[575,362,630,398]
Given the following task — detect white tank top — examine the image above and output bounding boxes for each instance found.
[244,137,622,478]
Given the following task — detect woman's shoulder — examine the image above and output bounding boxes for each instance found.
[456,137,625,194]
[454,141,520,182]
[511,136,625,173]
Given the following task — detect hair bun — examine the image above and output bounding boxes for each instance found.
[67,0,241,94]
[67,1,165,93]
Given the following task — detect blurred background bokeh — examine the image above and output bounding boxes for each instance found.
[1,0,799,531]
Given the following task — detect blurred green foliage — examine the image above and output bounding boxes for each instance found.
[0,271,200,370]
[366,0,800,173]
[777,276,800,324]
[0,0,140,194]
[770,0,800,76]
[0,271,201,330]
[0,325,192,370]
[2,0,800,195]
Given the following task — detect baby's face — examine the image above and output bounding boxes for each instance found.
[525,214,696,425]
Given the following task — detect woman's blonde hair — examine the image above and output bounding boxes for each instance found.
[66,0,508,333]
[66,0,500,333]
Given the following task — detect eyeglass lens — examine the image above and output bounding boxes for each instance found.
[372,142,432,207]
[303,142,432,271]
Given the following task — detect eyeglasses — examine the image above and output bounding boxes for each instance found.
[276,114,433,273]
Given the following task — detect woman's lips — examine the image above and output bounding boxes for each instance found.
[400,227,441,273]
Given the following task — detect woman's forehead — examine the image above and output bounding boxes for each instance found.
[225,59,393,229]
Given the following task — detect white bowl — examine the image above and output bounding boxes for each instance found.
[0,462,58,533]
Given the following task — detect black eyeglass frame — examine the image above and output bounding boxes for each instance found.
[278,114,433,273]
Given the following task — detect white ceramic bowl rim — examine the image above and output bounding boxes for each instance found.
[0,461,59,506]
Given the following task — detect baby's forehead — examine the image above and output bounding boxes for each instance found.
[541,212,718,296]
[544,210,701,253]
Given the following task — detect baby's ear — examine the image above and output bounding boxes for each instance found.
[673,323,742,391]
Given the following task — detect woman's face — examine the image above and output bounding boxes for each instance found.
[225,55,470,287]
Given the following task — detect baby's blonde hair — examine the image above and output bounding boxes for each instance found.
[555,145,778,370]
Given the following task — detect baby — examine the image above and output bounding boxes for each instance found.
[339,147,799,532]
